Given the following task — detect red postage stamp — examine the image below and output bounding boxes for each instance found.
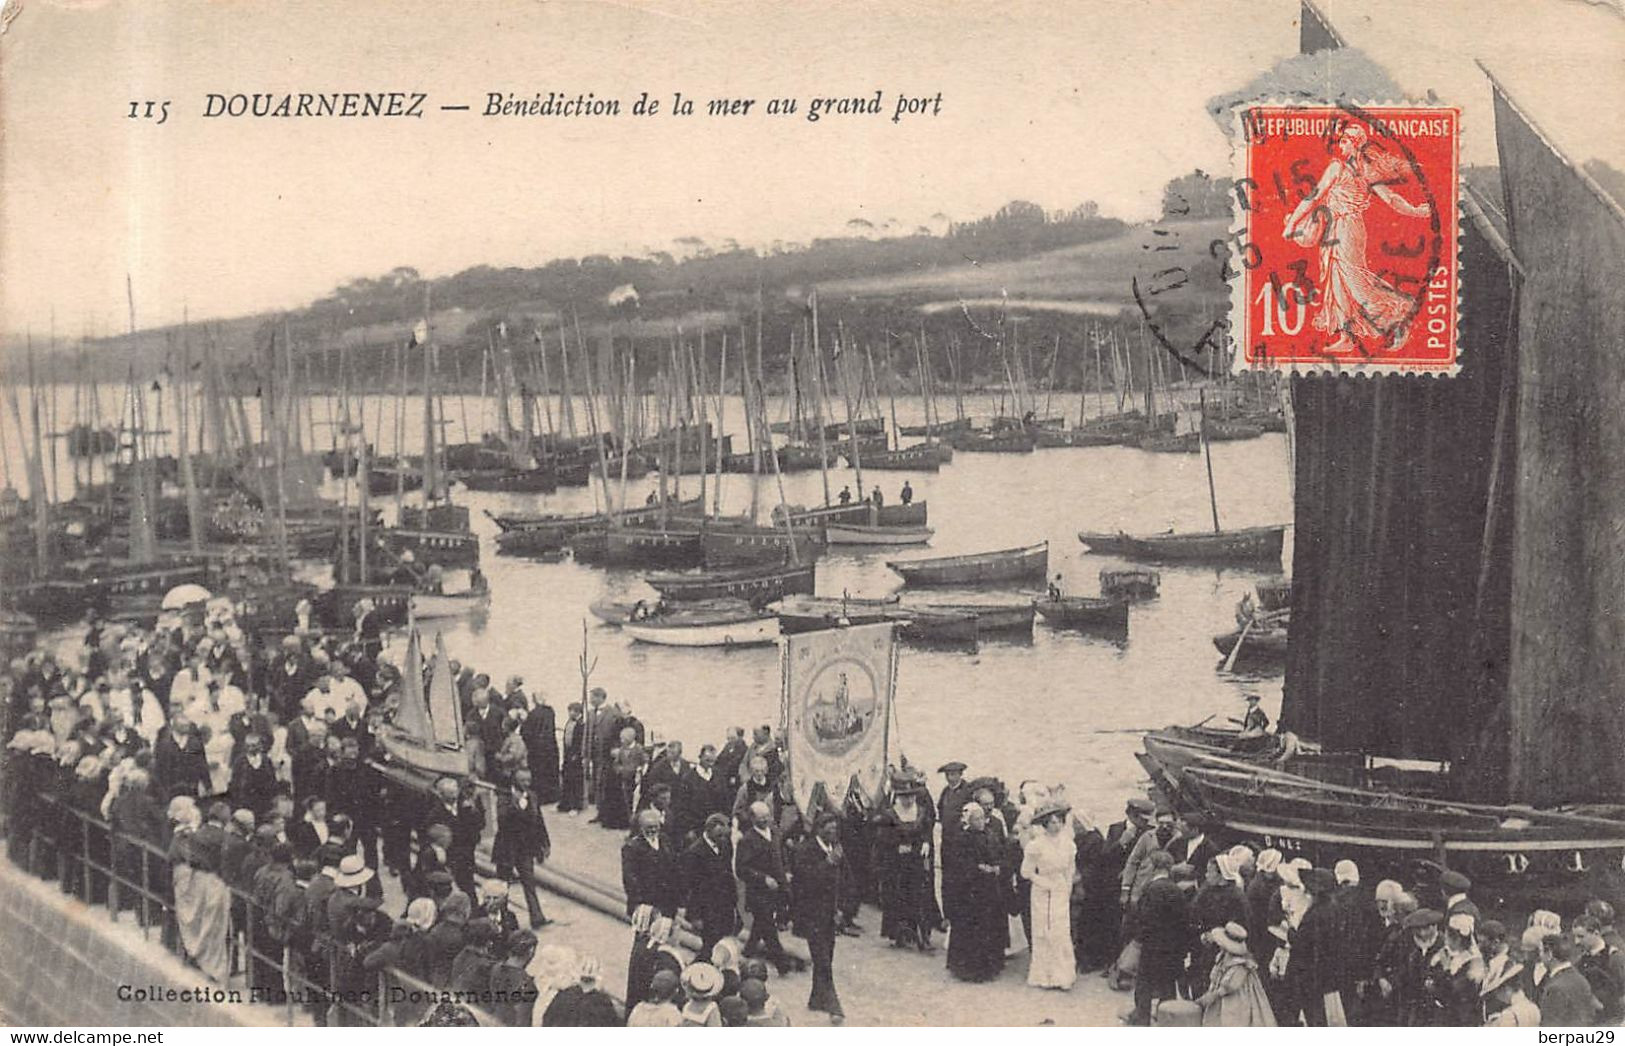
[1231,103,1461,375]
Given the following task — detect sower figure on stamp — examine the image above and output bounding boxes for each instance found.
[1282,121,1433,356]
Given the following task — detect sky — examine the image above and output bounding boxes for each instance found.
[1,0,1619,336]
[0,0,1302,333]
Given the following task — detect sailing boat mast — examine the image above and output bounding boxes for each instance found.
[809,299,832,506]
[835,321,865,498]
[1200,388,1220,534]
[178,308,202,554]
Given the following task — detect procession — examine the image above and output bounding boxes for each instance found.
[3,0,1625,1033]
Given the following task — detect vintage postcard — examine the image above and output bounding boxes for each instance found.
[1,0,1622,1033]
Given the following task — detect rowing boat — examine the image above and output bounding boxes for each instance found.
[1099,568,1161,600]
[824,523,933,546]
[887,541,1047,587]
[896,608,978,645]
[773,594,901,634]
[623,610,781,648]
[909,600,1034,633]
[1077,526,1285,567]
[409,587,492,620]
[1034,596,1129,631]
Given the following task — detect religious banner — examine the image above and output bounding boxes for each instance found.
[781,622,896,817]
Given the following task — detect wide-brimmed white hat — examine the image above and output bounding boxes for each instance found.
[333,853,374,889]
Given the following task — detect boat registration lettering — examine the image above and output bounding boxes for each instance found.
[1504,853,1530,875]
[1261,834,1303,853]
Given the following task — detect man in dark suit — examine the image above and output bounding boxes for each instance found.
[620,808,681,917]
[639,741,693,833]
[1539,934,1604,1027]
[714,727,748,792]
[492,768,553,929]
[153,712,211,799]
[736,799,800,976]
[465,691,506,772]
[677,744,731,838]
[792,811,846,1021]
[228,734,279,817]
[423,776,484,901]
[678,813,738,956]
[328,699,372,762]
[517,687,561,804]
[1131,850,1190,1025]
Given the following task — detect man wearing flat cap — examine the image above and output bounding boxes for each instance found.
[792,811,847,1021]
[1395,908,1447,1025]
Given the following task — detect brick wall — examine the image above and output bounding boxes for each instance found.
[0,859,273,1027]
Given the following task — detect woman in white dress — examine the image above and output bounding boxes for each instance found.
[1020,797,1077,989]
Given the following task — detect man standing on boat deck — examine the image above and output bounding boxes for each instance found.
[900,481,914,506]
[837,486,852,506]
[870,486,884,509]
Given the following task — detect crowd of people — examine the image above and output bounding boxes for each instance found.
[3,597,1623,1028]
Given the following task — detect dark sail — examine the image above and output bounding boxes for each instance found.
[1493,82,1625,807]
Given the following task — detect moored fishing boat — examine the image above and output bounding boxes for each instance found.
[1138,431,1201,453]
[701,525,821,568]
[494,527,568,558]
[488,497,702,535]
[603,527,706,568]
[896,608,978,645]
[645,560,816,603]
[950,430,1036,453]
[886,541,1047,587]
[772,593,901,634]
[1168,764,1625,909]
[825,523,933,546]
[898,418,972,438]
[1077,525,1285,567]
[455,466,558,493]
[1100,567,1161,600]
[1212,611,1289,663]
[1204,419,1265,442]
[409,585,492,620]
[910,600,1035,633]
[1034,428,1118,448]
[856,444,942,471]
[622,607,781,648]
[1034,595,1129,631]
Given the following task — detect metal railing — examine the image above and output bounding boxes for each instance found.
[15,792,504,1027]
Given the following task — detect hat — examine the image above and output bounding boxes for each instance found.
[1447,911,1476,937]
[1211,921,1250,956]
[481,878,509,901]
[1333,859,1360,886]
[1032,797,1071,824]
[405,897,437,931]
[889,772,923,795]
[333,853,375,889]
[426,870,454,889]
[1126,797,1155,815]
[681,961,724,1000]
[1404,908,1444,930]
[1255,848,1282,875]
[1304,868,1338,896]
[649,969,680,999]
[937,761,967,774]
[1439,869,1471,893]
[1244,693,1261,703]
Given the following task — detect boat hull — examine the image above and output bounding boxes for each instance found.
[1078,526,1285,567]
[1035,596,1129,630]
[773,595,901,634]
[887,541,1047,587]
[409,589,491,619]
[646,563,816,603]
[912,601,1034,633]
[825,524,933,546]
[857,446,942,471]
[623,615,781,648]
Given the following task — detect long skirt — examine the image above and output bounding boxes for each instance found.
[1026,879,1076,989]
[174,865,231,982]
[947,870,1006,982]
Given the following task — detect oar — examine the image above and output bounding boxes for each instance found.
[1222,618,1254,673]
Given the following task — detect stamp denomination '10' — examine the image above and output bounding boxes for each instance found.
[1231,103,1461,376]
